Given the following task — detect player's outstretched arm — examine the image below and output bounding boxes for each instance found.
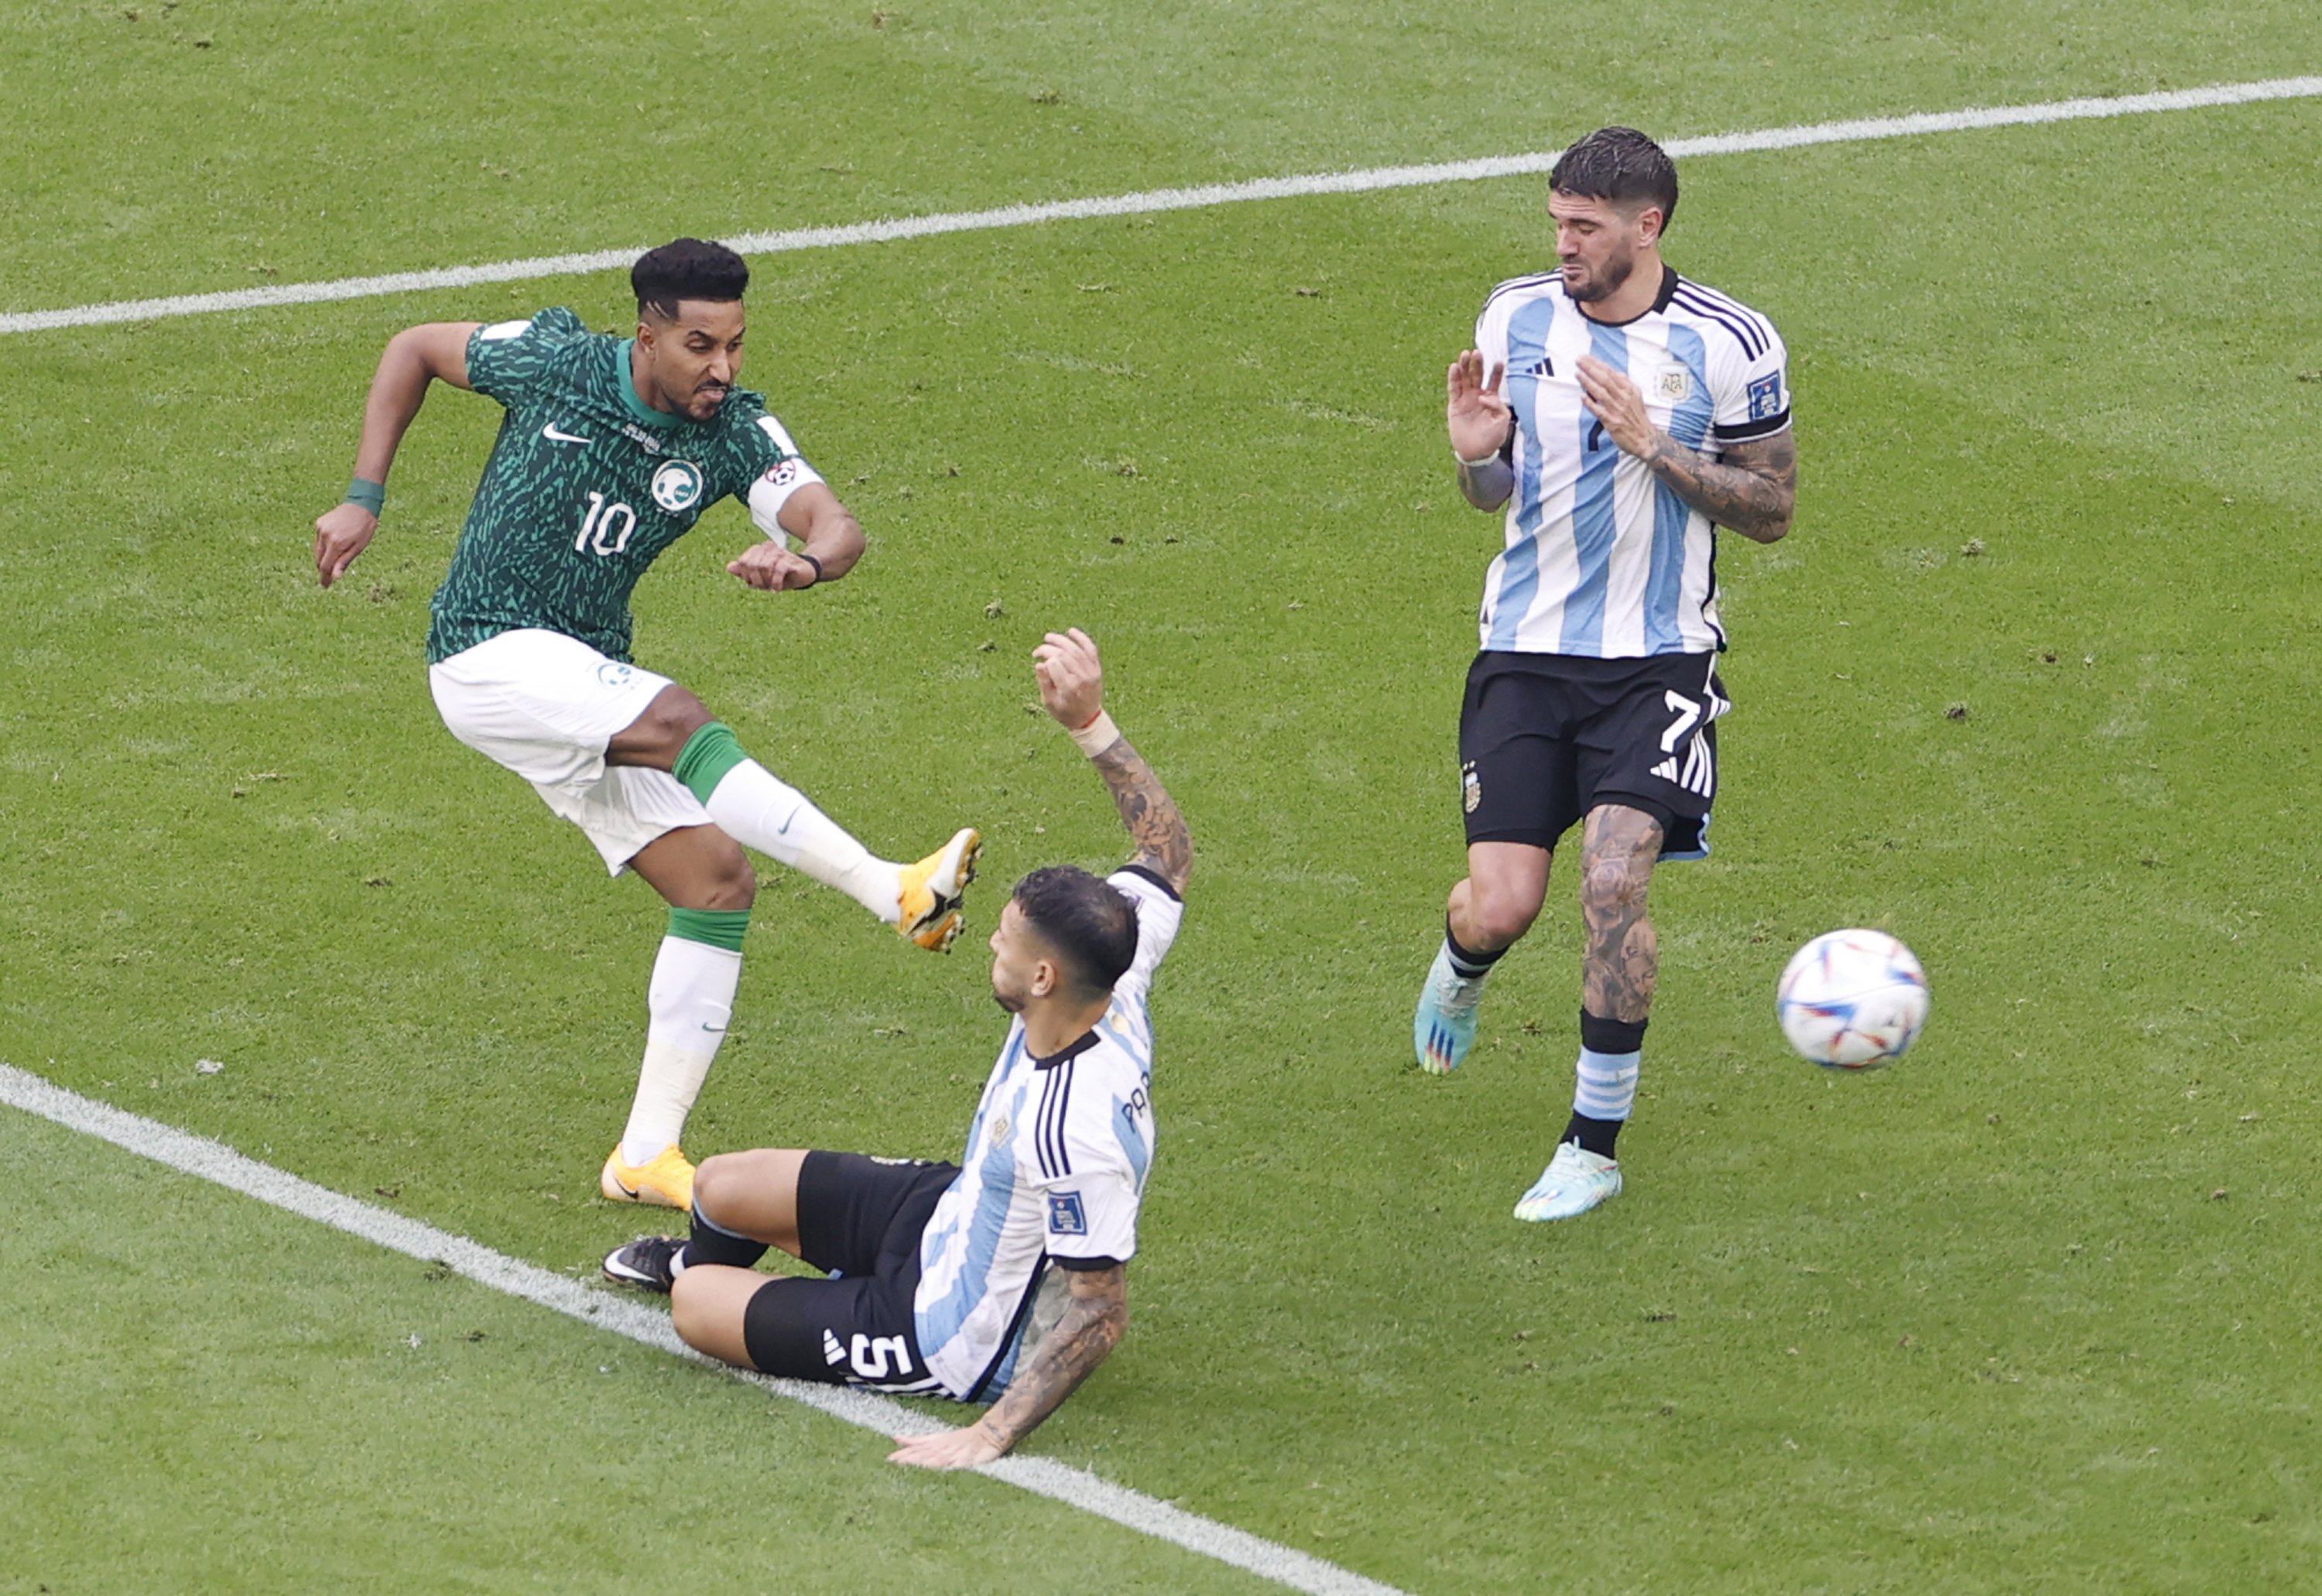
[888,1265,1129,1469]
[313,322,480,587]
[1574,354,1796,543]
[1447,349,1515,511]
[1033,628,1194,897]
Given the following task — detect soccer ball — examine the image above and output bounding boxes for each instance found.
[1776,930,1930,1069]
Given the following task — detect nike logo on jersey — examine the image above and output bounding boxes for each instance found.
[542,423,593,445]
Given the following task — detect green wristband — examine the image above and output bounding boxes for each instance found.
[347,477,385,515]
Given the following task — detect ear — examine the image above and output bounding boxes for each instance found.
[1029,954,1062,1001]
[1635,206,1666,245]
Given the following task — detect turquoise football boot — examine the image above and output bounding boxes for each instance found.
[1413,944,1485,1074]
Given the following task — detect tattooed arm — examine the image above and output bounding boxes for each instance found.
[1639,429,1796,544]
[1033,628,1195,896]
[1574,354,1797,543]
[1091,736,1194,896]
[888,1265,1131,1468]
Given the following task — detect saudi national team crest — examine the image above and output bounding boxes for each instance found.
[650,459,704,512]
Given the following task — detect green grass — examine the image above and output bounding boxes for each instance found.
[0,1111,1277,1594]
[4,3,2321,1591]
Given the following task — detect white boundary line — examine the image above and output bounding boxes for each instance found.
[4,75,2315,337]
[0,1063,1408,1596]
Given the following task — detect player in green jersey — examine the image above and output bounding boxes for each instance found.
[311,239,980,1211]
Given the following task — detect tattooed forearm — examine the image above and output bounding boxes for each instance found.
[1090,735,1194,894]
[1456,454,1515,511]
[1643,430,1796,543]
[979,1267,1129,1450]
[1579,806,1662,1023]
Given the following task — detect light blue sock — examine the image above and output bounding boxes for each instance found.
[1574,1046,1641,1122]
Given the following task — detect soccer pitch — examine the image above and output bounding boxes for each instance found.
[4,3,2320,1590]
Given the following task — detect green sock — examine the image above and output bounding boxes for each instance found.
[666,906,751,952]
[673,721,749,806]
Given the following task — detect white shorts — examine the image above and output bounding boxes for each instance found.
[428,628,713,874]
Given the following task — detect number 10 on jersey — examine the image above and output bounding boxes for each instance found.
[576,491,637,557]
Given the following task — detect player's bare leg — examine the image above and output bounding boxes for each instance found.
[1577,804,1662,1028]
[594,824,757,1209]
[606,684,979,950]
[1416,842,1550,1073]
[1515,803,1663,1222]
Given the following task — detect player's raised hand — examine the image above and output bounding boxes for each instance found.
[726,542,820,591]
[1447,349,1512,461]
[1033,628,1104,730]
[313,502,378,588]
[1576,354,1659,458]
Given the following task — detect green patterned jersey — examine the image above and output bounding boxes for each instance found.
[426,307,806,664]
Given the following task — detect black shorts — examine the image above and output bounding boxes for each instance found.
[738,1151,960,1394]
[1457,649,1728,857]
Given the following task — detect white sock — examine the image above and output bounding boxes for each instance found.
[1573,1046,1642,1124]
[621,936,743,1166]
[703,759,902,922]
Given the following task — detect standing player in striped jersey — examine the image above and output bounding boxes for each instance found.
[1412,128,1797,1222]
[602,628,1191,1468]
[311,239,981,1212]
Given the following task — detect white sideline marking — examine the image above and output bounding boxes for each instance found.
[0,1063,1408,1596]
[4,75,2317,337]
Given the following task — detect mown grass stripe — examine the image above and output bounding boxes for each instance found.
[2,76,2314,336]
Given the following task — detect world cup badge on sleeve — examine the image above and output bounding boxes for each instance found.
[1046,1190,1088,1236]
[1462,761,1482,814]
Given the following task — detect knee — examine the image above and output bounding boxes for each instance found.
[669,1271,714,1349]
[703,842,756,913]
[1466,877,1544,947]
[690,1152,743,1224]
[638,686,714,755]
[1580,854,1651,919]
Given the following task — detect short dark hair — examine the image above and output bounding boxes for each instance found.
[1550,127,1678,231]
[632,238,749,320]
[1012,866,1139,999]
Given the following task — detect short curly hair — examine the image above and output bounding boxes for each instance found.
[1550,127,1679,231]
[1012,866,1139,998]
[631,238,749,320]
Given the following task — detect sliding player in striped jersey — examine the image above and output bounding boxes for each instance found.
[603,629,1191,1469]
[311,239,980,1211]
[1412,128,1797,1222]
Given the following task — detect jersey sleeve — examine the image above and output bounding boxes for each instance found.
[1033,1062,1152,1270]
[1104,867,1185,1015]
[1708,318,1792,444]
[464,307,590,408]
[1474,293,1513,372]
[717,399,831,532]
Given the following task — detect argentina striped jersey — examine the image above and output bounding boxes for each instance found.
[913,867,1184,1400]
[1473,265,1790,658]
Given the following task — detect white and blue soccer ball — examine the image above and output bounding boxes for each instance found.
[1776,930,1930,1070]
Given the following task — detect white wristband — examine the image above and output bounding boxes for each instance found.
[1067,710,1121,757]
